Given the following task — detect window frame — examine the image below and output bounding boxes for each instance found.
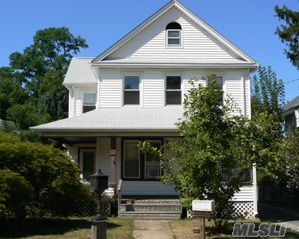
[165,75,182,105]
[206,75,224,105]
[123,140,141,179]
[79,148,96,181]
[166,29,182,47]
[123,75,140,106]
[83,93,96,113]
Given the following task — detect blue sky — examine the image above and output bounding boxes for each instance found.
[0,0,298,101]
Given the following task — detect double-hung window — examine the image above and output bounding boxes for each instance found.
[166,22,182,47]
[83,93,96,113]
[124,76,140,105]
[207,76,224,104]
[166,76,182,105]
[167,30,181,46]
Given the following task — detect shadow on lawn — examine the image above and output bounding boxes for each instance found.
[0,217,120,238]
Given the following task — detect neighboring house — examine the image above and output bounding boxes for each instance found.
[284,95,299,134]
[32,0,258,218]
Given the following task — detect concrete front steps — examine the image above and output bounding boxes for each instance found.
[119,198,182,219]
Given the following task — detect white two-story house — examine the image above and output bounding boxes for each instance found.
[32,0,258,219]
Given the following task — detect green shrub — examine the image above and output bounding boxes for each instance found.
[0,169,33,219]
[0,130,91,218]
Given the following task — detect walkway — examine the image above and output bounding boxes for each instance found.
[133,220,173,239]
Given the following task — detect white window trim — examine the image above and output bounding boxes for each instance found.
[166,29,183,48]
[123,75,141,106]
[82,92,97,113]
[165,75,183,106]
[123,140,141,179]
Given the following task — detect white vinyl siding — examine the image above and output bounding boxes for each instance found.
[245,75,251,118]
[183,72,206,98]
[99,71,122,108]
[74,89,83,116]
[143,72,164,108]
[223,72,244,116]
[107,7,238,62]
[233,186,255,202]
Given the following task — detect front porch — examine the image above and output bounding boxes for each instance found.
[67,136,179,197]
[67,136,182,219]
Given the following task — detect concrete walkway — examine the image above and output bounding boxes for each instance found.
[133,220,173,239]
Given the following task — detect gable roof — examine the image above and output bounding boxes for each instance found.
[91,0,256,65]
[63,57,97,85]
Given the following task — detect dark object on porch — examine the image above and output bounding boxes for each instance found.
[91,215,107,239]
[90,170,109,196]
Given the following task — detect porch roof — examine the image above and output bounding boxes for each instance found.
[31,107,184,135]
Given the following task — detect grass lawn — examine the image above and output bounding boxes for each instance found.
[0,217,134,239]
[169,218,299,239]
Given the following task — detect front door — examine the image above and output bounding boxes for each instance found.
[122,139,162,180]
[80,149,96,181]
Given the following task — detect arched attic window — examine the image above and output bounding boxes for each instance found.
[166,22,182,47]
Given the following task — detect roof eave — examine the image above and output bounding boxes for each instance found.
[93,62,259,70]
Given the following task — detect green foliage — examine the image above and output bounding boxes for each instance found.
[7,103,50,130]
[0,67,27,120]
[278,129,299,188]
[140,75,289,226]
[0,130,90,218]
[0,169,33,219]
[140,75,251,224]
[0,27,88,130]
[275,4,299,69]
[251,66,285,126]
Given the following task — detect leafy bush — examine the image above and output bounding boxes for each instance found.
[0,130,91,218]
[0,169,33,219]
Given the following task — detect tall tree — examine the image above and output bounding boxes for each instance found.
[140,76,287,226]
[0,67,27,120]
[275,4,299,69]
[251,66,285,129]
[3,27,88,124]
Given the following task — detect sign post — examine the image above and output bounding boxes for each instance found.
[192,200,215,239]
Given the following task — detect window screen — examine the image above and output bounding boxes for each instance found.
[124,76,140,105]
[166,76,181,105]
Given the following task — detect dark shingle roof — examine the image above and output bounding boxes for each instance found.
[284,95,299,112]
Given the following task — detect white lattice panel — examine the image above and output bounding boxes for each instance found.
[233,202,254,218]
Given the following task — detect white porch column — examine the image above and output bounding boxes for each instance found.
[295,109,299,128]
[96,137,101,172]
[252,165,258,216]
